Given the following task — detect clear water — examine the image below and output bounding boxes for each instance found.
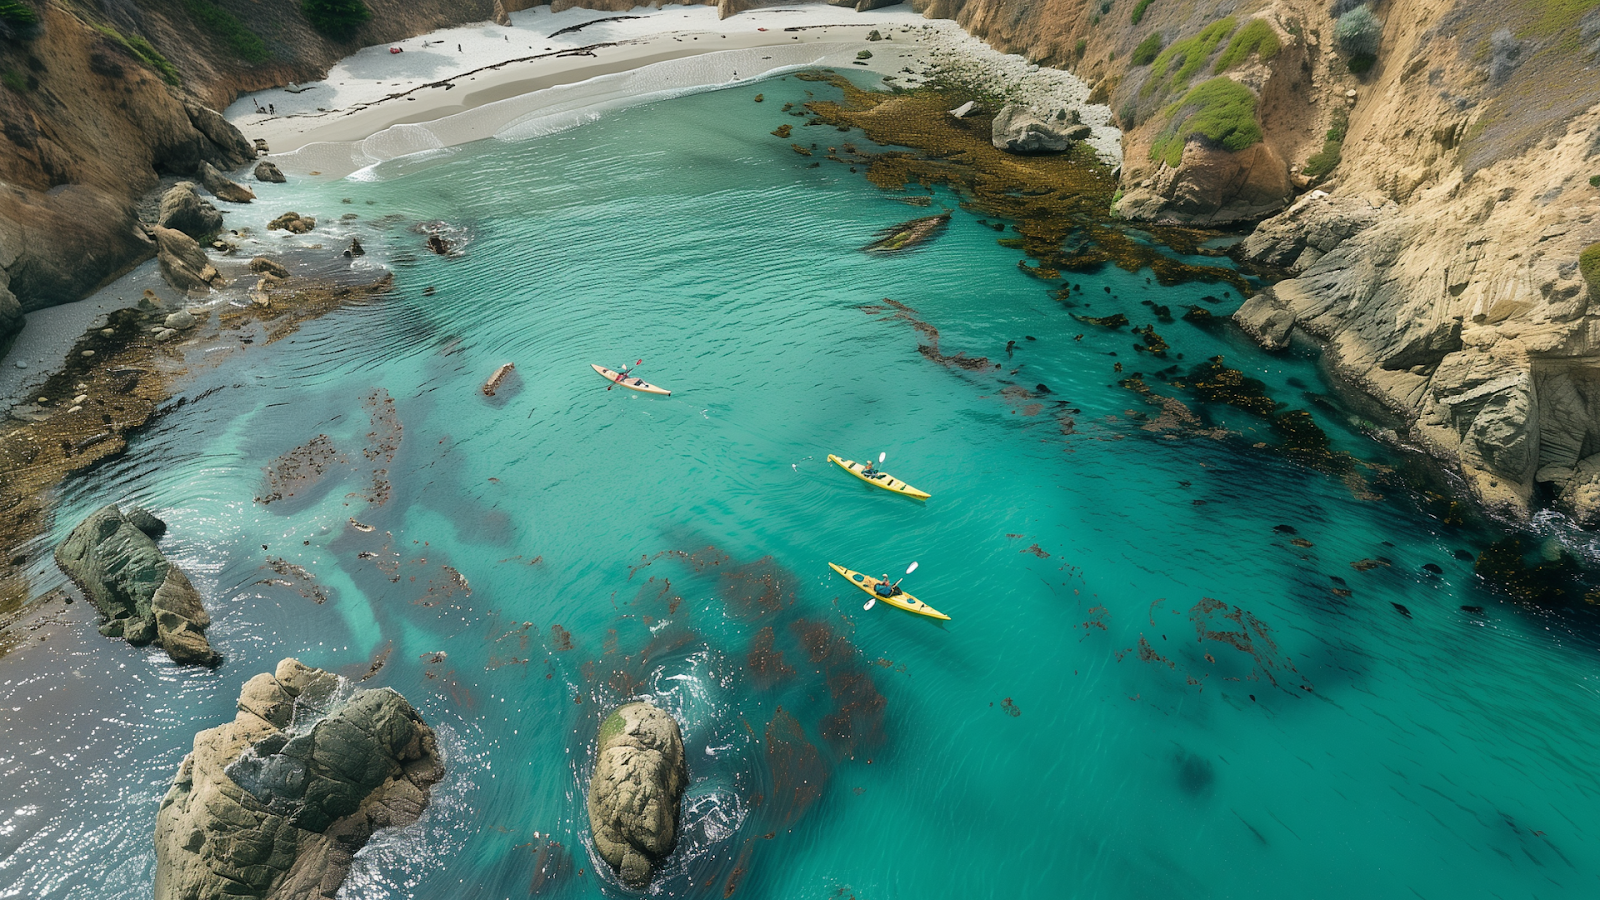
[3,76,1599,900]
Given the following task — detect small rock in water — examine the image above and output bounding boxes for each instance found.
[13,360,25,369]
[1422,563,1443,574]
[81,350,94,357]
[1453,549,1474,561]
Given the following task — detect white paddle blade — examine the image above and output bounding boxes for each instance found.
[879,451,887,463]
[863,598,876,611]
[906,561,919,575]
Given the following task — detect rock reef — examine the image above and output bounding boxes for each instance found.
[55,504,219,666]
[154,658,444,900]
[587,701,688,888]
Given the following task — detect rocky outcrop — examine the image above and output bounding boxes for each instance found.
[198,161,256,203]
[587,701,687,888]
[249,256,291,278]
[268,212,316,234]
[1118,141,1293,225]
[55,504,220,666]
[990,104,1071,154]
[253,161,286,184]
[158,182,224,240]
[154,226,224,294]
[154,658,444,900]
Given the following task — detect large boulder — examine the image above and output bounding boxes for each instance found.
[198,161,256,204]
[254,161,286,184]
[157,182,224,240]
[153,226,224,294]
[154,659,445,900]
[1118,140,1293,226]
[55,505,220,666]
[991,104,1072,154]
[587,702,688,888]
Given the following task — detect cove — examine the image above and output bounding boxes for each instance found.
[2,73,1598,900]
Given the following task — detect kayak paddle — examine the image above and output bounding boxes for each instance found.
[607,359,642,391]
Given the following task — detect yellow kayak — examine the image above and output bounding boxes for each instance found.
[829,563,950,620]
[828,454,930,500]
[591,363,670,396]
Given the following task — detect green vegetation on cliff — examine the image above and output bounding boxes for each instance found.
[178,0,269,62]
[1142,17,1237,99]
[1132,33,1164,66]
[0,0,37,27]
[1214,18,1281,72]
[1302,107,1348,178]
[302,0,372,41]
[1130,0,1156,25]
[1149,77,1262,166]
[1580,242,1600,299]
[93,24,182,85]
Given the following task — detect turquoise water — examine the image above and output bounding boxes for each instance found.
[3,76,1600,900]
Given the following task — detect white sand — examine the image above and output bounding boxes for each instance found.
[225,3,1120,177]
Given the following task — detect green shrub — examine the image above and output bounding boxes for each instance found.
[1,69,25,91]
[1131,0,1155,25]
[1143,17,1237,99]
[1334,6,1382,56]
[302,0,371,40]
[0,0,37,27]
[1581,243,1600,299]
[1149,77,1262,167]
[1132,33,1164,65]
[1590,174,1600,188]
[1074,38,1088,59]
[93,24,182,85]
[1346,52,1375,74]
[1214,18,1281,72]
[179,0,269,62]
[857,50,872,59]
[1302,107,1349,178]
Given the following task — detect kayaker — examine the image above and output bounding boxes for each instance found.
[874,575,894,597]
[861,458,877,477]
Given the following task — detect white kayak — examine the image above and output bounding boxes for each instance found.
[591,363,671,396]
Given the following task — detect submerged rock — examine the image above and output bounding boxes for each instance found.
[154,658,444,900]
[250,256,290,278]
[157,182,223,240]
[862,212,950,253]
[198,161,256,204]
[268,211,315,234]
[587,701,687,888]
[991,104,1072,154]
[55,505,220,666]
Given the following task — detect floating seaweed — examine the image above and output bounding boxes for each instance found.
[1072,312,1129,328]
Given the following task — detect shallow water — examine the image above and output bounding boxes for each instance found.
[3,76,1600,900]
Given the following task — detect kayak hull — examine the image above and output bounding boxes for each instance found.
[828,454,930,500]
[591,363,670,396]
[829,562,950,620]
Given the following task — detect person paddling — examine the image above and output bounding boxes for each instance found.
[608,359,643,390]
[874,574,894,597]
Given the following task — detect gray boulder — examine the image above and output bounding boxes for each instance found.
[154,659,445,900]
[254,161,286,183]
[157,182,224,240]
[991,104,1072,154]
[185,102,257,169]
[198,161,256,204]
[249,256,290,278]
[1233,290,1296,351]
[55,505,219,666]
[587,702,687,888]
[165,309,197,330]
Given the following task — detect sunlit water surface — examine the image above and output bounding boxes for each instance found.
[1,76,1598,900]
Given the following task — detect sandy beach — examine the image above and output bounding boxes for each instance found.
[225,4,1120,177]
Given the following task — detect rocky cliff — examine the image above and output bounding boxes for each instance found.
[914,0,1600,522]
[587,701,687,888]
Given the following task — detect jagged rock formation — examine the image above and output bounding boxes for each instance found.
[198,161,255,203]
[55,504,220,666]
[587,701,687,888]
[154,658,444,900]
[990,103,1071,153]
[254,161,286,184]
[153,226,225,294]
[157,182,224,240]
